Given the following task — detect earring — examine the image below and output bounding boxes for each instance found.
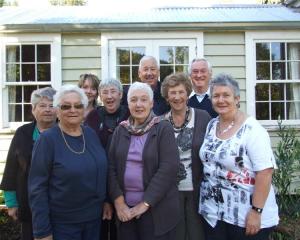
[236,102,240,108]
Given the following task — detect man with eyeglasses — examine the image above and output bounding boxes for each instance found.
[188,58,218,118]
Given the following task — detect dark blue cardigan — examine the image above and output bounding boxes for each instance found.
[188,94,218,118]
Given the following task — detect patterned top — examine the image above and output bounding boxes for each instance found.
[199,116,279,228]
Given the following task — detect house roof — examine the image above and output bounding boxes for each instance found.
[0,4,300,32]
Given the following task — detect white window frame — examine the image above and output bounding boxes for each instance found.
[101,31,204,81]
[245,31,300,128]
[0,33,62,130]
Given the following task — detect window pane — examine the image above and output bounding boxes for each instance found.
[117,66,130,84]
[132,66,140,83]
[132,47,145,64]
[160,65,173,82]
[37,45,50,62]
[286,102,300,120]
[271,83,284,101]
[24,86,37,103]
[271,42,285,61]
[287,61,300,80]
[9,104,22,122]
[37,64,51,81]
[6,45,20,62]
[271,102,284,120]
[255,83,269,101]
[272,62,285,80]
[6,64,20,82]
[117,48,130,65]
[256,62,270,80]
[256,102,269,120]
[8,86,22,103]
[287,43,300,60]
[22,45,35,62]
[24,104,34,122]
[256,43,270,61]
[160,46,174,64]
[22,64,35,81]
[175,65,188,74]
[286,83,300,101]
[175,47,189,64]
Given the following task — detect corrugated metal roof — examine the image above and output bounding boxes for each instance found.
[0,4,300,31]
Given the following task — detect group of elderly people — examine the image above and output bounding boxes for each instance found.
[0,55,279,240]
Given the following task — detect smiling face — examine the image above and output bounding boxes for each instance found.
[166,84,188,113]
[190,60,212,94]
[128,89,153,126]
[99,85,122,114]
[211,85,240,116]
[138,58,160,89]
[32,97,57,126]
[81,79,98,105]
[57,92,85,128]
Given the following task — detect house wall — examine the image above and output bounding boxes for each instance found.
[61,33,102,84]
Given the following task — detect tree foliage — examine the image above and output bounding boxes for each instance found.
[49,0,87,6]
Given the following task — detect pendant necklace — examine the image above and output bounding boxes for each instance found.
[217,111,238,136]
[59,125,86,154]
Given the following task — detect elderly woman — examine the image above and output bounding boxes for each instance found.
[109,82,180,240]
[199,73,279,240]
[0,87,57,240]
[85,78,129,240]
[78,73,100,118]
[28,85,107,240]
[161,73,211,240]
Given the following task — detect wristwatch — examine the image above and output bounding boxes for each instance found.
[252,205,263,214]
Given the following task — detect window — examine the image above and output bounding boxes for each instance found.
[102,32,202,85]
[245,31,300,126]
[1,34,61,128]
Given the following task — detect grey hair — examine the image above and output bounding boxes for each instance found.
[188,58,212,75]
[210,73,240,97]
[139,56,159,70]
[31,87,56,108]
[53,84,88,109]
[127,82,153,102]
[99,78,123,93]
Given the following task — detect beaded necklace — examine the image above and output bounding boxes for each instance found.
[169,107,191,133]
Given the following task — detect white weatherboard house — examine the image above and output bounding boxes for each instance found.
[0,4,299,188]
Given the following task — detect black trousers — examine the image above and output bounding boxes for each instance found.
[203,219,274,240]
[101,219,117,240]
[118,210,176,240]
[20,221,33,240]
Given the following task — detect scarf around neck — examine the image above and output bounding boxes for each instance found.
[120,111,161,135]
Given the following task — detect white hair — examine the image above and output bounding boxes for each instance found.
[188,58,212,75]
[127,82,153,102]
[139,56,159,70]
[53,84,88,109]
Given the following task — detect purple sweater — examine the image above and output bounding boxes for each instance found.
[124,133,148,206]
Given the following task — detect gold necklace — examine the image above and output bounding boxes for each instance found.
[59,125,86,154]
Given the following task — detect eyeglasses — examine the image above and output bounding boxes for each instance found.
[59,104,84,111]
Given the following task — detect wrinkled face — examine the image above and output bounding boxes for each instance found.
[57,92,85,127]
[32,97,57,125]
[138,59,160,88]
[166,84,188,112]
[190,60,212,93]
[211,85,239,116]
[81,79,98,105]
[100,85,122,114]
[128,89,153,126]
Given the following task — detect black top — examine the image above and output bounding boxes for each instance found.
[188,94,218,118]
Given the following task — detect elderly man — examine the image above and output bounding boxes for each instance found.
[122,56,170,116]
[188,58,218,118]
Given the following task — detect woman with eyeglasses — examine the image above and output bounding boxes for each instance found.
[28,85,107,240]
[0,87,57,240]
[78,73,100,118]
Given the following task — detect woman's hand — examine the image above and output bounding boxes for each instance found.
[245,209,261,235]
[7,207,18,221]
[35,235,53,240]
[102,202,113,220]
[114,196,132,222]
[130,202,150,219]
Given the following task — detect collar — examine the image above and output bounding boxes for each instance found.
[189,88,210,98]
